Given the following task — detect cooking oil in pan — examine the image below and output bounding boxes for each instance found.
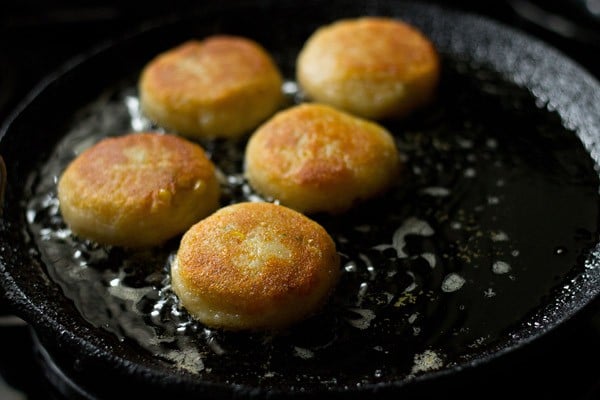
[24,61,600,389]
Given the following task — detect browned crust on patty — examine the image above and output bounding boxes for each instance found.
[296,17,440,119]
[139,36,284,138]
[245,103,402,214]
[173,202,340,329]
[58,132,220,247]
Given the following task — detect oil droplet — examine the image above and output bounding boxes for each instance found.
[420,252,436,268]
[207,336,225,355]
[487,196,500,205]
[492,261,511,274]
[282,80,299,95]
[486,138,498,148]
[176,325,188,334]
[359,253,377,280]
[391,217,435,258]
[357,282,368,305]
[456,137,474,148]
[408,313,418,324]
[422,187,450,197]
[554,246,567,255]
[441,273,466,292]
[293,347,314,360]
[491,231,509,242]
[463,168,476,178]
[344,261,357,272]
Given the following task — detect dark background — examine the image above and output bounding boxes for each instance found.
[1,1,599,399]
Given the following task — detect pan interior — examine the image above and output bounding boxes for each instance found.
[0,1,599,394]
[22,53,600,389]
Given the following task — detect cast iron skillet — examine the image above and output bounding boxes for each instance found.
[1,1,600,399]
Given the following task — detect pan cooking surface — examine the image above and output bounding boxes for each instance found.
[23,54,599,389]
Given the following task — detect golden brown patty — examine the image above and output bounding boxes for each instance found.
[57,132,220,248]
[139,36,284,139]
[244,103,402,214]
[296,17,440,119]
[171,202,340,330]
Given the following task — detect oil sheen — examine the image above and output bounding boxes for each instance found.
[25,61,600,390]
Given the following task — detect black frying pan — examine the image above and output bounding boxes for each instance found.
[1,1,600,399]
